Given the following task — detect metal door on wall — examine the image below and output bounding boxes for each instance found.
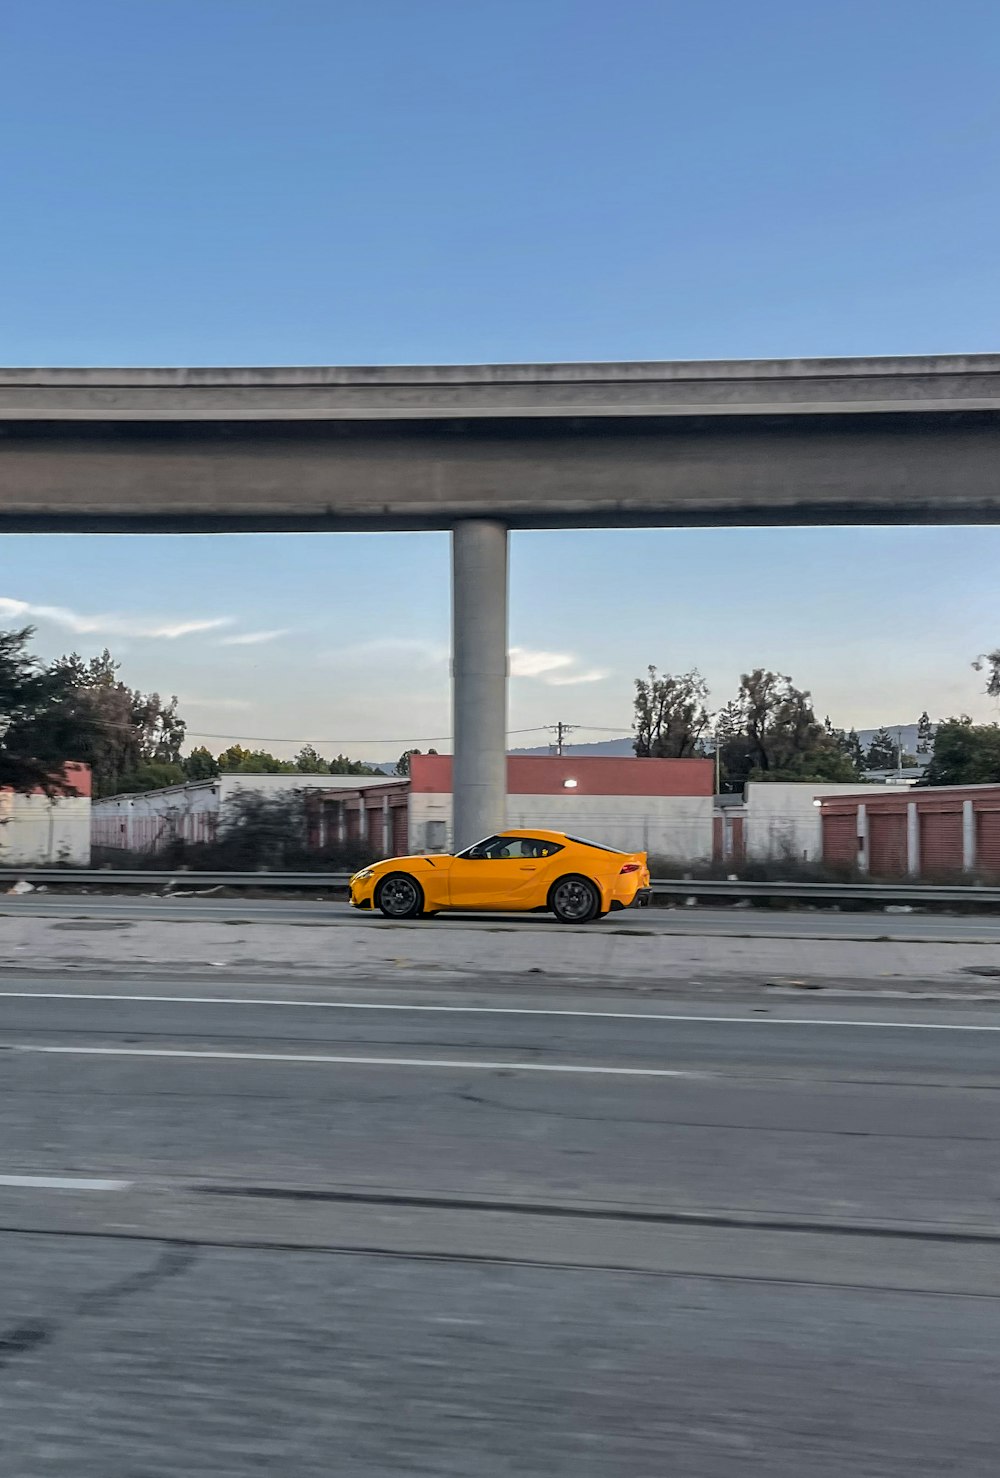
[391,805,409,856]
[822,813,857,867]
[919,809,963,876]
[868,811,907,877]
[977,809,1000,875]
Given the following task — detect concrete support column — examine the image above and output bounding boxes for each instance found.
[963,800,977,872]
[906,802,920,876]
[452,519,509,852]
[857,804,869,874]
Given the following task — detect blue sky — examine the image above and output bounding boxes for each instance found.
[3,0,999,757]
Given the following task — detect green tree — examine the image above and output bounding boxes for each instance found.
[215,790,307,868]
[216,745,294,773]
[916,711,934,755]
[183,745,219,780]
[394,747,437,777]
[50,648,186,796]
[865,727,897,769]
[633,667,711,758]
[921,718,1000,786]
[0,627,89,793]
[294,744,330,774]
[215,744,379,777]
[718,670,859,786]
[328,753,383,776]
[116,761,187,792]
[973,650,1000,699]
[824,718,866,777]
[842,727,866,772]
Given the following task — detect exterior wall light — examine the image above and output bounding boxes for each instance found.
[563,778,578,789]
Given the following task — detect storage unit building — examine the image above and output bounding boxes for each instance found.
[820,785,1000,878]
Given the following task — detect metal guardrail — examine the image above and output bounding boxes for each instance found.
[0,869,354,889]
[2,869,1000,905]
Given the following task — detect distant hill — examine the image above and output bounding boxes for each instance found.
[369,723,932,770]
[515,728,933,759]
[509,737,635,758]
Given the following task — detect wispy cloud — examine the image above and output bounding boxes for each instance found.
[0,597,232,641]
[218,629,289,647]
[546,669,610,686]
[510,647,608,686]
[509,647,575,678]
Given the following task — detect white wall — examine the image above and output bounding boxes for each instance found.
[744,782,902,862]
[93,773,390,852]
[218,775,384,802]
[92,782,220,851]
[408,793,713,861]
[0,792,91,866]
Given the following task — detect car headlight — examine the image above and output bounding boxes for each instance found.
[352,868,376,884]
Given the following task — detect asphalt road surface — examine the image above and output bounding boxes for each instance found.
[1,972,998,1475]
[4,890,1000,941]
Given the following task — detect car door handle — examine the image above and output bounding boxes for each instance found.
[519,865,537,872]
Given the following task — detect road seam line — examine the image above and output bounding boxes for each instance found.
[4,1044,705,1077]
[1,992,1000,1030]
[0,1174,132,1191]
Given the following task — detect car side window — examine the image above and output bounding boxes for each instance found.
[460,836,565,861]
[462,836,503,860]
[518,839,563,859]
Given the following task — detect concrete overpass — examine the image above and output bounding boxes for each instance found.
[2,354,999,847]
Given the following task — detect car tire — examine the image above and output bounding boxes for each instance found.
[549,875,602,924]
[375,873,425,920]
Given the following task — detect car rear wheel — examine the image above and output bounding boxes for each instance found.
[550,875,602,924]
[375,873,424,920]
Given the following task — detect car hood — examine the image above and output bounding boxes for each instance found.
[360,854,452,876]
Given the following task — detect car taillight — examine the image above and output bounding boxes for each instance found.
[620,862,641,874]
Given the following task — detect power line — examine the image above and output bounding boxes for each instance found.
[183,724,634,746]
[182,725,557,746]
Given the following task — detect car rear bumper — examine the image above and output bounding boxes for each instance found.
[609,887,652,912]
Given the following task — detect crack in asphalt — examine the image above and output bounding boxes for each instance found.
[452,1088,1000,1140]
[0,1243,197,1373]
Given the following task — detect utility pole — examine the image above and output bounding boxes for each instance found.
[545,722,578,757]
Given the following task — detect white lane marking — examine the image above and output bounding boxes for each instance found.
[0,992,999,1031]
[0,1173,131,1191]
[8,1044,703,1078]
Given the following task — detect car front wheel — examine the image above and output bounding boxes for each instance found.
[375,873,425,920]
[550,875,602,924]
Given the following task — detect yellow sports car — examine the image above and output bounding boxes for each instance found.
[348,828,651,924]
